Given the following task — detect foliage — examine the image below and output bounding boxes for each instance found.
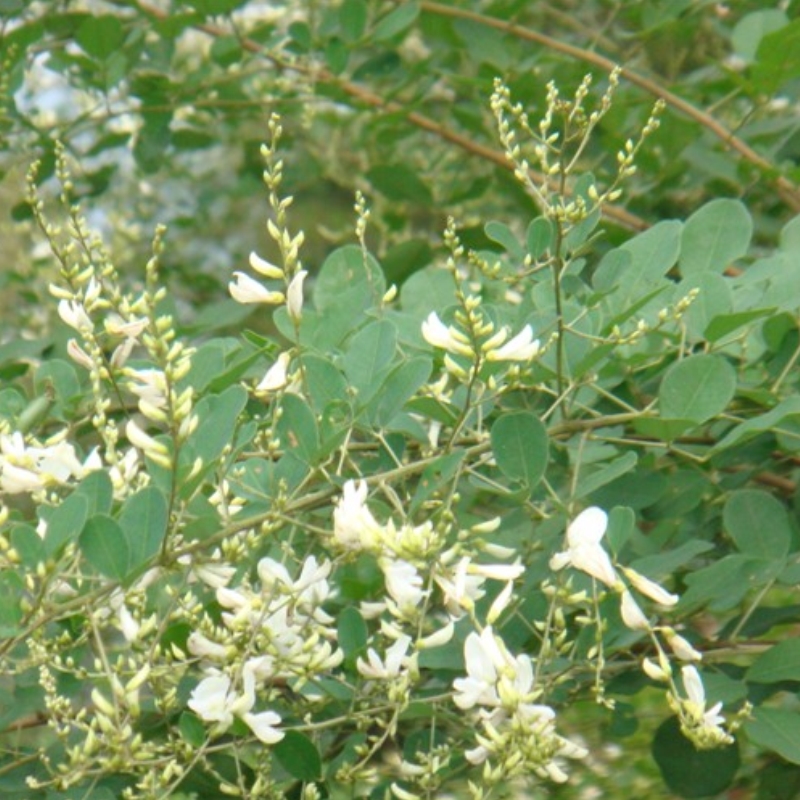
[1,2,800,799]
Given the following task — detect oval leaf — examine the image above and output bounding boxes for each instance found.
[745,707,800,765]
[120,487,168,568]
[659,354,736,423]
[680,199,752,276]
[80,515,130,580]
[652,716,740,798]
[723,489,791,560]
[746,639,800,683]
[273,730,321,780]
[490,411,548,489]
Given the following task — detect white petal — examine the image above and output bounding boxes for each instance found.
[486,325,540,361]
[242,710,284,743]
[620,590,649,630]
[623,567,679,607]
[229,272,285,304]
[567,507,608,548]
[249,251,284,279]
[681,665,706,706]
[286,270,307,322]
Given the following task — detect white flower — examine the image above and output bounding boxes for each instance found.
[550,507,618,588]
[286,269,307,322]
[665,629,702,661]
[104,313,148,338]
[241,709,284,744]
[453,626,525,710]
[674,665,733,748]
[125,419,171,465]
[485,325,540,361]
[642,657,671,682]
[1,463,45,494]
[249,251,285,279]
[620,589,649,630]
[58,299,92,331]
[357,634,412,680]
[383,559,428,616]
[188,632,229,661]
[421,312,472,357]
[229,272,285,304]
[188,674,236,727]
[487,580,515,624]
[434,557,487,618]
[188,664,284,744]
[622,566,679,607]
[333,479,383,551]
[255,352,291,395]
[67,339,94,370]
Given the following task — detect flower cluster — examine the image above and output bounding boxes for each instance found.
[333,480,522,629]
[0,430,98,496]
[669,665,735,749]
[453,626,587,784]
[184,555,343,742]
[550,506,678,626]
[551,506,737,745]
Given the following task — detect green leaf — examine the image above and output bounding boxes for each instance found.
[35,359,80,406]
[526,217,553,259]
[372,2,419,40]
[680,555,779,612]
[273,731,321,780]
[704,308,775,342]
[337,606,368,659]
[575,452,638,500]
[179,711,207,747]
[372,357,431,427]
[746,639,800,683]
[712,396,800,453]
[620,220,683,283]
[677,273,732,341]
[399,267,454,318]
[484,221,523,259]
[187,384,248,463]
[314,245,385,318]
[410,450,465,515]
[745,707,800,765]
[339,0,367,41]
[0,570,24,636]
[594,220,681,308]
[366,164,432,204]
[74,470,114,516]
[490,412,548,489]
[11,525,45,568]
[732,9,788,61]
[659,354,736,424]
[119,487,168,568]
[76,15,125,60]
[723,490,791,560]
[44,492,89,557]
[680,199,752,277]
[209,35,242,66]
[652,716,740,798]
[343,319,397,400]
[80,515,130,580]
[275,394,319,464]
[753,19,800,94]
[301,354,349,412]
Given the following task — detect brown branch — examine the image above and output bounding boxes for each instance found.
[133,1,647,232]
[419,1,800,213]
